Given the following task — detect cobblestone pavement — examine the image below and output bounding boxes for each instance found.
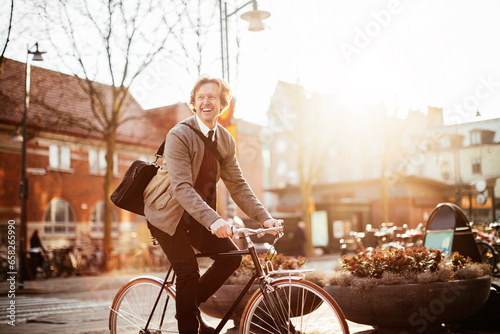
[1,256,499,334]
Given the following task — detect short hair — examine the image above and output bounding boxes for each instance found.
[189,75,232,113]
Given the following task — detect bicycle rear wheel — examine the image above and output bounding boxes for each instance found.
[240,278,349,334]
[109,276,177,334]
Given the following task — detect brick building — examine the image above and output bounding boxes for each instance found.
[0,58,268,257]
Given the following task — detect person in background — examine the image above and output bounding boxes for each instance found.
[294,221,307,257]
[29,229,46,271]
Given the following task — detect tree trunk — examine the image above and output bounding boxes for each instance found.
[298,147,314,257]
[103,128,116,270]
[300,184,314,257]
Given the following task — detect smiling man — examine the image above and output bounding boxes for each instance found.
[144,75,279,334]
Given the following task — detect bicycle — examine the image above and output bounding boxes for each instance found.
[475,222,500,275]
[109,224,349,334]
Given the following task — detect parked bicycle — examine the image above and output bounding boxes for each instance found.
[28,247,52,279]
[50,248,75,277]
[109,224,349,334]
[475,222,500,275]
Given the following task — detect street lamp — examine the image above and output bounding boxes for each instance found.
[219,0,270,80]
[19,42,45,287]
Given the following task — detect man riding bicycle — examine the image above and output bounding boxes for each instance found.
[144,75,279,334]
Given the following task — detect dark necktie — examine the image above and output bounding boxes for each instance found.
[207,130,214,142]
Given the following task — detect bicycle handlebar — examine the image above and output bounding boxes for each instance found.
[232,221,284,239]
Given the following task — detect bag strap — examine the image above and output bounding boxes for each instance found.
[153,141,165,165]
[181,123,224,165]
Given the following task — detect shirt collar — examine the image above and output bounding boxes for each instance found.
[195,115,217,141]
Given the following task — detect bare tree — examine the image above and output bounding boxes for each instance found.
[269,84,336,256]
[379,110,438,223]
[0,0,14,70]
[31,0,186,261]
[170,0,219,78]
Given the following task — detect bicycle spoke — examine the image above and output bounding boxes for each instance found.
[109,277,177,334]
[241,279,349,334]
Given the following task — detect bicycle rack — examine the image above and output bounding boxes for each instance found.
[423,202,481,262]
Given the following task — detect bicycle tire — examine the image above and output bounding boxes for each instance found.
[109,276,177,334]
[240,277,349,334]
[476,241,496,272]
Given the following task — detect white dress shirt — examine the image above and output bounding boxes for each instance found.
[195,115,217,142]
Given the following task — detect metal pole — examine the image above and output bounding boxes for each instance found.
[219,0,255,81]
[219,0,225,79]
[19,48,31,287]
[224,2,230,81]
[490,184,496,222]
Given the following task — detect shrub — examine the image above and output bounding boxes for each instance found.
[341,245,445,278]
[325,246,490,290]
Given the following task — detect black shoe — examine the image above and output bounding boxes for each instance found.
[197,313,215,334]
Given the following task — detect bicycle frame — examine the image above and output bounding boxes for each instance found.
[142,227,294,334]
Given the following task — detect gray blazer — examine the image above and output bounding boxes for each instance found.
[144,115,271,236]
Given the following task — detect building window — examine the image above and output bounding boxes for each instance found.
[371,164,381,179]
[89,149,118,175]
[44,198,76,235]
[274,139,287,154]
[276,159,287,176]
[470,131,481,145]
[440,136,451,149]
[440,162,451,180]
[328,148,338,158]
[327,167,339,183]
[471,158,481,174]
[90,201,119,237]
[351,166,363,181]
[49,145,71,170]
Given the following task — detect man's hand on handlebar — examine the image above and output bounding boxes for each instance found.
[210,218,232,238]
[262,218,282,229]
[211,218,283,238]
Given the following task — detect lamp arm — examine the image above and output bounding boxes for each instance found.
[225,0,253,19]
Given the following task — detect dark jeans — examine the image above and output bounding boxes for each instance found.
[148,215,241,334]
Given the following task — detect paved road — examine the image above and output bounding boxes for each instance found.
[1,273,134,334]
[1,260,498,334]
[0,263,375,334]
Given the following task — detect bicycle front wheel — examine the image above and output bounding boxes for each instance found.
[240,278,349,334]
[109,276,177,334]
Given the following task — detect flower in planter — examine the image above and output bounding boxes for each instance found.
[306,245,490,290]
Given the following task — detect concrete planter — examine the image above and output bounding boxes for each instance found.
[325,275,491,334]
[199,281,323,327]
[199,284,259,324]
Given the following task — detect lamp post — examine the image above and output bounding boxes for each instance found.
[219,0,270,80]
[19,42,45,287]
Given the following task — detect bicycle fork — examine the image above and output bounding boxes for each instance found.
[260,280,297,334]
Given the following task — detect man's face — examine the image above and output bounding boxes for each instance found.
[195,82,222,128]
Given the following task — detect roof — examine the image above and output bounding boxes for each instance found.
[266,175,453,194]
[0,58,165,147]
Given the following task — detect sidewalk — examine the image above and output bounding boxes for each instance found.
[1,256,499,334]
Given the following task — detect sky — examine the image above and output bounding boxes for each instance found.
[229,0,500,125]
[3,0,500,126]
